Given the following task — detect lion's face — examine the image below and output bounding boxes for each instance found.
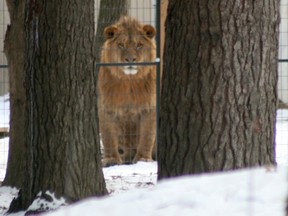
[101,17,156,76]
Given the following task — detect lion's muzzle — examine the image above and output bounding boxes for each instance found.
[123,65,138,75]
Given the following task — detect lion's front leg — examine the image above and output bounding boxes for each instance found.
[100,114,122,167]
[133,110,156,163]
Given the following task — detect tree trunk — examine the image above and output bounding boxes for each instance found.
[158,0,279,179]
[286,197,288,216]
[3,0,26,188]
[95,0,129,62]
[160,0,168,76]
[8,0,107,212]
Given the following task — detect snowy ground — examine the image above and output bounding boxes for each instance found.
[1,165,286,216]
[0,137,8,182]
[0,94,9,182]
[46,166,288,216]
[0,95,288,216]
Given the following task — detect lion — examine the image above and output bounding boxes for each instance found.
[97,16,157,167]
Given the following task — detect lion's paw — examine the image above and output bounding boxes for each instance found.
[102,157,122,167]
[133,156,154,164]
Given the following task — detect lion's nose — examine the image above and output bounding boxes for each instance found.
[125,57,136,63]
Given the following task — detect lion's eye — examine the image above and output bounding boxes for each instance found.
[136,43,143,50]
[118,43,125,49]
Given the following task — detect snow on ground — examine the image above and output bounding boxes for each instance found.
[0,95,288,215]
[103,162,157,195]
[0,138,8,181]
[45,166,288,216]
[2,164,287,216]
[0,187,18,214]
[0,94,9,181]
[0,163,158,216]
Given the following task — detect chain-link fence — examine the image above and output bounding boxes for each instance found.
[276,0,288,165]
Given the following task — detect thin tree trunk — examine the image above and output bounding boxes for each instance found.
[95,0,129,62]
[3,0,26,188]
[160,0,168,76]
[8,0,107,212]
[158,0,280,179]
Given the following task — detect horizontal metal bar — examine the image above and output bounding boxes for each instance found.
[97,58,286,67]
[0,65,8,68]
[96,61,160,67]
[278,59,288,62]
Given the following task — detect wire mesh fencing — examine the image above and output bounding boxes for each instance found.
[276,0,288,165]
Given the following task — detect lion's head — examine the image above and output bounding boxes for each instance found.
[101,16,156,77]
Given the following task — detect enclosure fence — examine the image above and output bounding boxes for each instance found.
[276,0,288,165]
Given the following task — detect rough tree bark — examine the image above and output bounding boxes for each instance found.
[158,0,280,179]
[95,0,130,62]
[8,0,107,212]
[3,0,26,188]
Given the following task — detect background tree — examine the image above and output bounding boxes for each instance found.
[7,0,107,212]
[95,0,130,62]
[3,0,26,188]
[158,0,280,179]
[160,0,168,75]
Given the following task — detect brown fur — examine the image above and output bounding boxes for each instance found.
[98,16,156,166]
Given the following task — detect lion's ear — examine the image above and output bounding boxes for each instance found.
[143,25,156,39]
[104,26,118,40]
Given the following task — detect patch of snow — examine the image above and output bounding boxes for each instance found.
[103,161,157,195]
[0,137,8,181]
[27,191,66,214]
[0,187,18,214]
